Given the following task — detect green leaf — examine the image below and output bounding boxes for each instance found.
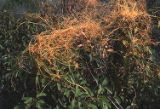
[120,96,124,102]
[22,97,32,104]
[78,102,82,109]
[85,87,94,96]
[69,63,73,73]
[114,97,121,105]
[36,93,46,98]
[36,103,42,109]
[55,106,60,109]
[36,100,45,109]
[14,105,21,109]
[0,44,4,49]
[98,85,103,94]
[158,73,160,80]
[103,105,109,109]
[57,83,61,91]
[88,104,98,109]
[41,78,46,87]
[99,96,111,108]
[94,77,99,86]
[105,87,113,95]
[64,89,70,97]
[126,106,131,109]
[80,80,87,85]
[102,78,108,86]
[89,54,93,62]
[70,75,75,83]
[75,85,80,97]
[69,99,75,109]
[37,99,45,104]
[145,67,150,77]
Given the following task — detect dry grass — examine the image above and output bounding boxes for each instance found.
[27,0,155,80]
[28,18,102,79]
[99,1,154,63]
[104,0,151,37]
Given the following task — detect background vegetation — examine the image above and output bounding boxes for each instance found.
[1,0,40,13]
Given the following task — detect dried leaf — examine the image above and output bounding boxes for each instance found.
[107,49,114,52]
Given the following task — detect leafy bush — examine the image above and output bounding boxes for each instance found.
[0,11,47,109]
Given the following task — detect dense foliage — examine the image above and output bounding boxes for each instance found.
[0,0,160,109]
[2,0,40,13]
[0,11,47,108]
